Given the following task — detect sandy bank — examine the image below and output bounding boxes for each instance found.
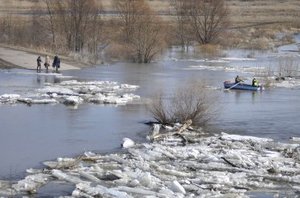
[0,45,87,71]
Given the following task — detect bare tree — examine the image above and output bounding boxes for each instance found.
[43,0,100,53]
[0,14,12,43]
[172,0,193,50]
[278,56,299,78]
[0,1,14,43]
[113,0,143,43]
[185,0,229,45]
[114,0,166,63]
[44,0,57,48]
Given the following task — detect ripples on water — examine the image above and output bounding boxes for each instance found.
[0,46,300,179]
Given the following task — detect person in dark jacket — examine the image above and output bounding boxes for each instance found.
[37,56,42,72]
[235,75,243,83]
[52,55,60,72]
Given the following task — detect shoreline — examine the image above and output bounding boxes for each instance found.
[0,44,90,71]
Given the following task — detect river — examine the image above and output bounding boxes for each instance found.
[0,44,300,182]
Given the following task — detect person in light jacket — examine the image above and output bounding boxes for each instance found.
[44,55,50,72]
[252,78,259,87]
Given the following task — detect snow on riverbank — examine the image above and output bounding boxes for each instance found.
[2,124,300,197]
[0,79,140,106]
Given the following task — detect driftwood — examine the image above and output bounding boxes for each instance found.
[150,120,193,144]
[178,119,193,133]
[221,157,239,168]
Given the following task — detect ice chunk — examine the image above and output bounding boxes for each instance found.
[52,169,83,184]
[115,186,157,196]
[63,96,83,106]
[78,171,101,183]
[220,132,272,142]
[39,87,76,96]
[153,124,161,135]
[290,137,300,142]
[170,180,186,194]
[74,183,129,198]
[120,84,139,89]
[12,173,49,193]
[30,98,57,104]
[122,138,135,148]
[43,157,78,169]
[0,94,20,99]
[0,94,21,104]
[137,172,152,187]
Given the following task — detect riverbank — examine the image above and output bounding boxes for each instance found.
[0,44,88,71]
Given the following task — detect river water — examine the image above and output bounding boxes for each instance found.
[0,44,300,181]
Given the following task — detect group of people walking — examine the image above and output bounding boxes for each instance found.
[37,55,60,73]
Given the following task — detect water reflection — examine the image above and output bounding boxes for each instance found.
[251,91,256,104]
[36,75,41,84]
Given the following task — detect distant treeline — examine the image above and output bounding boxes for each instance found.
[0,0,230,63]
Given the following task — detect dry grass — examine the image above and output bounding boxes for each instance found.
[228,0,300,26]
[1,0,299,30]
[0,0,299,51]
[1,0,298,21]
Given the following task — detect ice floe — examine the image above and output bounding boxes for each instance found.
[0,94,21,103]
[0,80,140,106]
[2,123,300,197]
[177,58,230,63]
[272,78,300,88]
[183,65,265,75]
[221,57,256,61]
[183,65,228,71]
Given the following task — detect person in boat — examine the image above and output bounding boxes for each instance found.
[252,78,259,87]
[235,75,243,84]
[36,56,42,72]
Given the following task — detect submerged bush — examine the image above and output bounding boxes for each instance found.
[197,44,222,58]
[149,82,217,126]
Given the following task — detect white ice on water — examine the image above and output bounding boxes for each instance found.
[2,128,300,197]
[184,64,266,76]
[0,79,140,106]
[221,57,256,61]
[272,78,300,88]
[0,94,21,103]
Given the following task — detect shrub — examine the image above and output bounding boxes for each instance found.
[149,81,217,126]
[277,56,299,77]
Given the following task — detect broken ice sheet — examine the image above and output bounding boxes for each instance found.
[2,130,300,197]
[0,79,140,106]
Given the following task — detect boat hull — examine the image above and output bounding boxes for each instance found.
[224,81,262,91]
